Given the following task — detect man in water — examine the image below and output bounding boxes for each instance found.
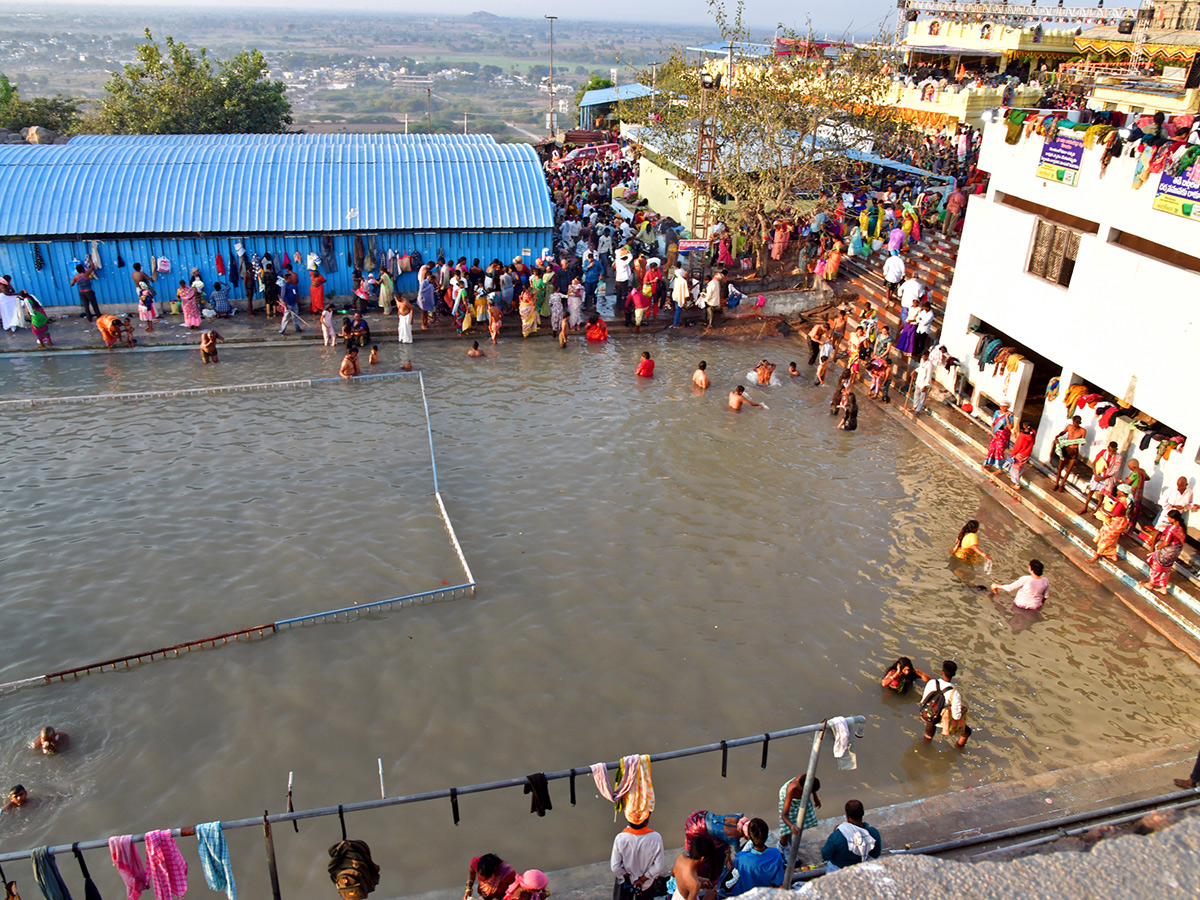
[819,800,881,874]
[1051,415,1088,492]
[2,785,28,812]
[468,341,486,358]
[753,360,776,386]
[199,329,224,364]
[918,660,972,747]
[32,727,67,754]
[728,385,764,411]
[692,361,710,390]
[340,346,361,379]
[635,351,655,377]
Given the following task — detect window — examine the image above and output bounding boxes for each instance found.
[1027,218,1081,287]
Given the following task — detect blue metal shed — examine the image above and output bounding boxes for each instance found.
[576,84,655,130]
[0,133,554,310]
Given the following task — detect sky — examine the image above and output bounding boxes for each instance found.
[29,0,906,35]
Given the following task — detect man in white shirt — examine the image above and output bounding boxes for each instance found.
[1156,476,1197,530]
[897,274,922,324]
[919,660,971,747]
[700,271,723,328]
[913,303,936,359]
[671,263,690,327]
[911,351,934,414]
[882,251,906,304]
[611,816,664,900]
[613,247,633,316]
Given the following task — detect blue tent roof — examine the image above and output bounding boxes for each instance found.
[0,133,553,237]
[578,84,656,109]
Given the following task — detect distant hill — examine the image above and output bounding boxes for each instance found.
[465,11,506,22]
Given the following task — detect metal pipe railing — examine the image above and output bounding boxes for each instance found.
[0,717,867,864]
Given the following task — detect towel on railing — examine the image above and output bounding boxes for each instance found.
[195,822,237,900]
[31,848,72,900]
[109,836,149,900]
[143,831,187,900]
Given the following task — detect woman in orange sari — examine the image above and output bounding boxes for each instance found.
[1089,484,1131,562]
[823,242,844,281]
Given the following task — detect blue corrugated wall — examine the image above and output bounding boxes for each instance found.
[0,228,553,311]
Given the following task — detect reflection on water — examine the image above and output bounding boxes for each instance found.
[0,339,1194,898]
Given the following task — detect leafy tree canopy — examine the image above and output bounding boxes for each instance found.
[89,30,292,134]
[0,74,81,135]
[620,1,916,273]
[575,74,614,108]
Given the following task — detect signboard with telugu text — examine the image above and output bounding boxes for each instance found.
[677,239,709,251]
[1153,169,1200,222]
[1036,131,1085,188]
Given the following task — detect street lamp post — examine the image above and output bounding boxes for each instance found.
[545,15,558,140]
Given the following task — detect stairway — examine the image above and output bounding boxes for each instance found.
[834,233,960,336]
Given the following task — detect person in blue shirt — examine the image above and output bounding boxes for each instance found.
[582,252,601,309]
[725,818,784,895]
[820,800,881,875]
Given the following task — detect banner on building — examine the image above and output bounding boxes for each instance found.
[1153,171,1200,222]
[1036,132,1085,187]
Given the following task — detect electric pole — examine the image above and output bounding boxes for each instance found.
[545,14,558,140]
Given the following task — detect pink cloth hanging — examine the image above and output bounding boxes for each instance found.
[591,755,641,802]
[109,835,150,900]
[144,830,188,900]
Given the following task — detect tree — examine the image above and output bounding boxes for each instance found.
[0,74,81,135]
[621,1,915,275]
[575,74,614,108]
[88,29,292,134]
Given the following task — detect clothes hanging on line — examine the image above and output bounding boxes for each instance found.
[195,822,237,900]
[619,755,655,825]
[590,756,640,803]
[31,848,72,900]
[108,837,149,900]
[524,774,553,816]
[144,831,187,900]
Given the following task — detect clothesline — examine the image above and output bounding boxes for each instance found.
[0,717,866,865]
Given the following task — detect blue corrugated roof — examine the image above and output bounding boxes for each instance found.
[0,133,553,236]
[578,84,656,109]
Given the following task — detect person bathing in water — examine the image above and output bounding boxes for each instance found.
[729,385,765,411]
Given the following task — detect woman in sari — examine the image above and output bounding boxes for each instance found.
[585,313,608,342]
[451,279,471,334]
[519,288,538,338]
[177,280,202,329]
[532,269,551,324]
[1140,510,1186,593]
[566,277,585,329]
[19,291,51,348]
[848,226,868,261]
[717,234,735,267]
[770,221,790,261]
[549,291,565,338]
[823,241,844,281]
[983,403,1014,468]
[1090,484,1131,562]
[488,293,503,344]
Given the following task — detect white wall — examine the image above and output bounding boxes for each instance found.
[941,119,1200,507]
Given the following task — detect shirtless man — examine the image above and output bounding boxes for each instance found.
[1052,415,1087,492]
[728,385,764,411]
[131,262,151,293]
[467,340,486,358]
[199,329,224,364]
[340,346,361,379]
[32,727,68,755]
[2,785,28,812]
[692,360,710,390]
[788,362,800,377]
[807,321,829,366]
[753,359,776,386]
[670,848,715,900]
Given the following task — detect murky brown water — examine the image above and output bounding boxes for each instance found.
[0,338,1194,899]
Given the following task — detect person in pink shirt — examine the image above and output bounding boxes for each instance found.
[635,351,655,378]
[991,559,1049,610]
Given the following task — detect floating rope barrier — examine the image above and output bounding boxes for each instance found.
[0,369,475,696]
[0,369,420,408]
[0,718,867,864]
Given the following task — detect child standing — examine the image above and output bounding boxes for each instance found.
[137,285,157,332]
[321,306,336,347]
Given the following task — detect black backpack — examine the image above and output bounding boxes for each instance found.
[920,680,949,724]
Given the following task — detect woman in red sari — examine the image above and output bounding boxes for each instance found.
[1139,510,1186,593]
